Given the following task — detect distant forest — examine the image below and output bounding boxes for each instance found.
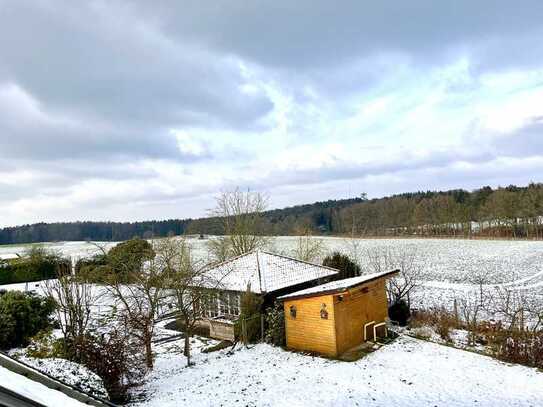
[1,183,543,245]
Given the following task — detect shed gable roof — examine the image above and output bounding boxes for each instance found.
[205,251,338,294]
[278,269,400,301]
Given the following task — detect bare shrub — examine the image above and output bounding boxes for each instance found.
[76,327,146,403]
[493,330,543,368]
[410,308,458,341]
[366,245,426,307]
[456,289,486,346]
[44,274,99,360]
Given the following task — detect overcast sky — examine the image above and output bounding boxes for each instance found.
[1,1,543,227]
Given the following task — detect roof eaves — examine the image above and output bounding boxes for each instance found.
[278,269,400,302]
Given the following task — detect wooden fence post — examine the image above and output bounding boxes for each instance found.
[242,318,247,346]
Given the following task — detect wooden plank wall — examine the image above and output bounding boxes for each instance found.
[334,280,388,355]
[283,295,337,356]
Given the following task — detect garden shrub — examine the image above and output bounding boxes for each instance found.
[265,303,285,346]
[0,290,56,349]
[322,252,361,280]
[435,309,457,341]
[388,299,410,326]
[25,329,67,359]
[237,286,263,343]
[106,238,155,283]
[0,246,69,285]
[75,254,108,282]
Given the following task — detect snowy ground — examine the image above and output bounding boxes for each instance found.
[2,237,543,406]
[132,334,543,407]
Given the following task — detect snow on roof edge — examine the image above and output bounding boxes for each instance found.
[278,269,400,301]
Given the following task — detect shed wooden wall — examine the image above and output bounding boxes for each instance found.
[333,279,388,355]
[283,278,389,357]
[283,295,337,356]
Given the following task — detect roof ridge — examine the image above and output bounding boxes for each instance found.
[205,249,254,271]
[258,249,340,272]
[255,251,264,293]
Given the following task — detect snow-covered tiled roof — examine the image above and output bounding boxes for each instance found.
[0,253,19,260]
[278,269,399,300]
[204,251,339,294]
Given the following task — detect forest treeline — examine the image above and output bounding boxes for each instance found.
[1,183,543,244]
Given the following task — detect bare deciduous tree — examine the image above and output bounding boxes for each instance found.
[101,240,169,369]
[210,188,270,259]
[44,270,100,359]
[291,225,325,263]
[161,238,230,366]
[205,236,233,264]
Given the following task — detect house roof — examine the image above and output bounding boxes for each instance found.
[0,253,19,261]
[204,251,339,294]
[277,269,400,301]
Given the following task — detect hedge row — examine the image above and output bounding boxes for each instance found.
[0,259,69,285]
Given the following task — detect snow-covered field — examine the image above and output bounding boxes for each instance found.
[2,237,543,310]
[133,331,543,407]
[0,240,116,264]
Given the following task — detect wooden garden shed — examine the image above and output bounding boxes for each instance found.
[278,269,399,357]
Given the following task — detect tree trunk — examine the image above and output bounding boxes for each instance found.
[184,332,191,366]
[144,329,153,369]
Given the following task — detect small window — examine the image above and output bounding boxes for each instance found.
[228,292,240,316]
[219,292,229,315]
[204,292,219,318]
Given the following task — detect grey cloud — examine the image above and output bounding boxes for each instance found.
[141,1,543,70]
[462,117,543,160]
[488,118,543,157]
[0,1,273,162]
[0,1,272,129]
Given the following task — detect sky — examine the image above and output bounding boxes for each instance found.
[1,1,543,227]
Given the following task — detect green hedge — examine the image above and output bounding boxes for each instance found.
[0,290,56,349]
[0,258,68,285]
